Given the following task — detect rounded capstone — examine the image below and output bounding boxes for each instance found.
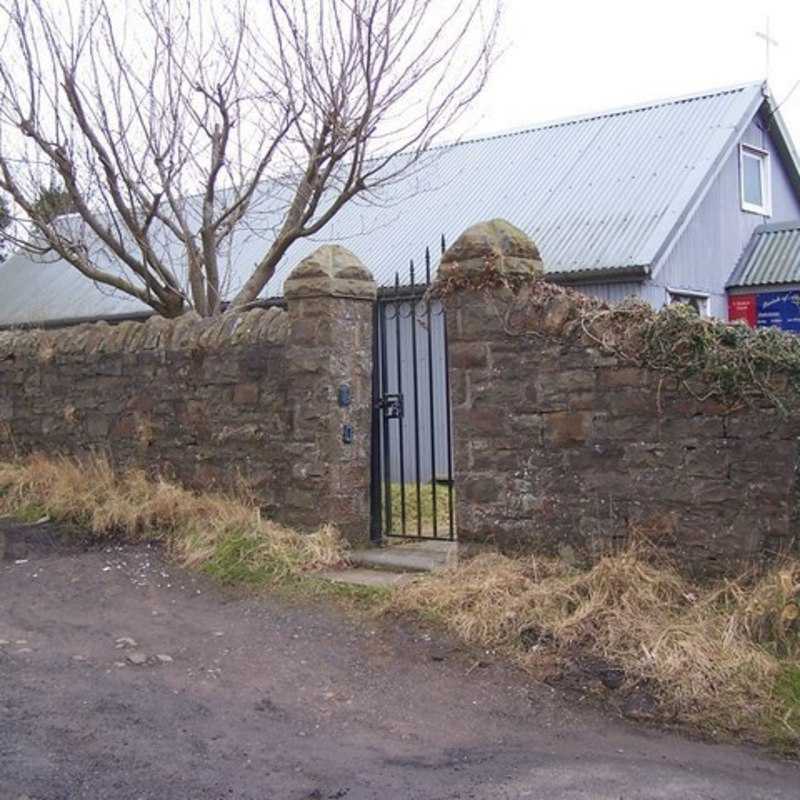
[439,219,543,280]
[284,245,376,300]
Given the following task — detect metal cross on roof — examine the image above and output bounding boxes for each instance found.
[755,17,779,82]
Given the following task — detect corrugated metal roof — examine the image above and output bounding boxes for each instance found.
[727,222,800,288]
[0,81,769,326]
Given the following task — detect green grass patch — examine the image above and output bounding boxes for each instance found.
[1,502,50,524]
[283,575,393,605]
[201,532,287,585]
[772,664,800,751]
[383,481,454,535]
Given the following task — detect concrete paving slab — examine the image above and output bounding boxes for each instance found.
[349,540,457,573]
[316,568,415,588]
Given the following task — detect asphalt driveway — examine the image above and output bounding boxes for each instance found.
[1,520,798,799]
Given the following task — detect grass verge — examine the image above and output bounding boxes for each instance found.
[0,454,347,583]
[388,547,800,751]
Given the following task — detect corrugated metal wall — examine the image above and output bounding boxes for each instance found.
[651,113,800,318]
[569,281,643,304]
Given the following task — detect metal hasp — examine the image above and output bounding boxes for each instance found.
[342,424,353,444]
[377,393,403,419]
[337,383,351,407]
[369,238,456,543]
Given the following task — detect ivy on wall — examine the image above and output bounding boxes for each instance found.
[433,259,800,414]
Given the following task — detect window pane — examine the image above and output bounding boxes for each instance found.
[742,153,763,207]
[669,294,706,315]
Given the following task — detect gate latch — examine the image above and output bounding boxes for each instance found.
[377,393,404,419]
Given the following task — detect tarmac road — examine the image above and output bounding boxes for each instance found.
[1,520,798,799]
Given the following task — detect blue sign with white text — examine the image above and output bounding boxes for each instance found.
[755,290,800,333]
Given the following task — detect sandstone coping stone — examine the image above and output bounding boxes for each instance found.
[284,245,377,301]
[0,306,288,358]
[439,219,544,281]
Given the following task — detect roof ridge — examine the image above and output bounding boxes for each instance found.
[429,81,765,154]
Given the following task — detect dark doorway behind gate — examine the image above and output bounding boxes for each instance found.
[370,246,456,542]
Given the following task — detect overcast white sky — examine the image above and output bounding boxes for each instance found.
[459,0,800,143]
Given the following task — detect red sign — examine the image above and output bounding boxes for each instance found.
[728,294,757,327]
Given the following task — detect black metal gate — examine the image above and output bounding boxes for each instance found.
[370,246,456,542]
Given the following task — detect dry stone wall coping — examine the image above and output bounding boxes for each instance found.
[0,306,289,359]
[284,244,377,301]
[438,218,544,280]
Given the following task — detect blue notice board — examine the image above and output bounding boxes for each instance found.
[756,290,800,333]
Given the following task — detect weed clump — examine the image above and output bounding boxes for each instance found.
[0,454,346,581]
[434,261,800,413]
[390,547,800,748]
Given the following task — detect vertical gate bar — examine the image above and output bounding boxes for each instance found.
[442,230,454,539]
[393,273,407,536]
[369,300,383,543]
[425,247,439,539]
[379,300,393,535]
[409,260,423,538]
[442,301,456,541]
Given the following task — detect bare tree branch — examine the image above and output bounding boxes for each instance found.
[0,0,500,317]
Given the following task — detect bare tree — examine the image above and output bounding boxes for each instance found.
[0,0,499,317]
[0,193,11,261]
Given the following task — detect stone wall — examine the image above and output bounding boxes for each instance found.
[0,245,376,545]
[441,220,800,575]
[4,218,798,572]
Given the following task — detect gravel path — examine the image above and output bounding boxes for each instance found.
[1,520,798,799]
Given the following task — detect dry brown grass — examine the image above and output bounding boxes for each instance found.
[390,548,800,745]
[0,454,347,581]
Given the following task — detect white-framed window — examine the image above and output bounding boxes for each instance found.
[739,144,772,216]
[668,290,709,317]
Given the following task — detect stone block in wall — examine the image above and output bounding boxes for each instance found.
[682,445,732,479]
[449,341,489,369]
[596,366,649,389]
[535,369,596,412]
[451,370,468,407]
[619,441,684,471]
[657,414,726,441]
[201,354,242,384]
[508,413,546,443]
[461,406,511,438]
[232,383,259,406]
[462,475,502,504]
[590,412,661,443]
[470,373,537,414]
[600,387,660,417]
[543,410,592,447]
[85,413,112,439]
[724,409,794,440]
[453,298,504,341]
